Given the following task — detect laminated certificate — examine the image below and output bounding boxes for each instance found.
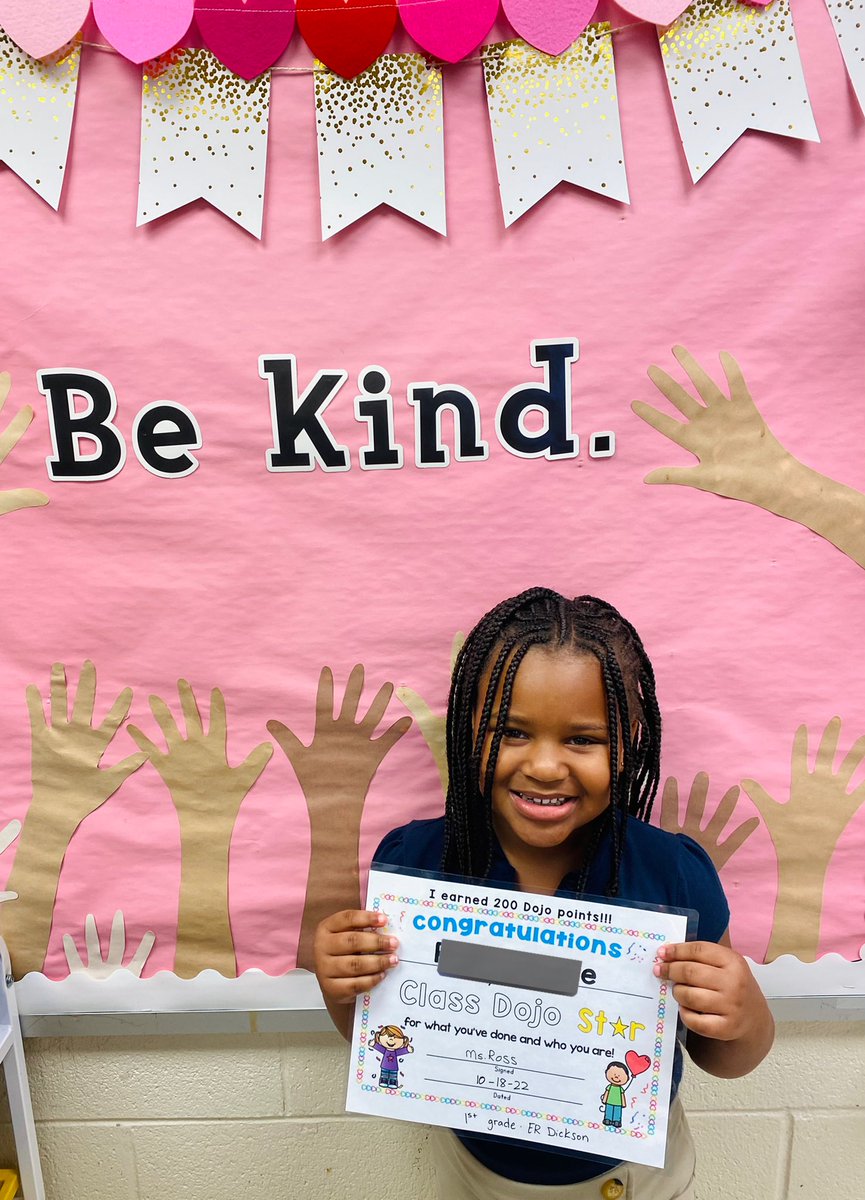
[346,867,692,1169]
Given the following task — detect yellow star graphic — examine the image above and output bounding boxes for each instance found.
[611,1016,629,1037]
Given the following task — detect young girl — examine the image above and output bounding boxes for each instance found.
[315,588,774,1199]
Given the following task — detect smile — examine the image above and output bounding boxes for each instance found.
[512,791,574,808]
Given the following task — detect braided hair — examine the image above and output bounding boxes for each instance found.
[442,587,662,896]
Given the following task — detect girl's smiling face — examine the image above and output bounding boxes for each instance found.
[477,647,612,884]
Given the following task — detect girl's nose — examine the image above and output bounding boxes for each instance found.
[524,742,568,782]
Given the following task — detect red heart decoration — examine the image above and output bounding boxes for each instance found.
[195,0,296,79]
[625,1051,651,1077]
[0,0,90,59]
[398,0,497,64]
[297,0,397,79]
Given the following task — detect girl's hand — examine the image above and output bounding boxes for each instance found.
[654,939,774,1077]
[313,909,399,1007]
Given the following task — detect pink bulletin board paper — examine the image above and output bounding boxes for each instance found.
[0,1,864,1006]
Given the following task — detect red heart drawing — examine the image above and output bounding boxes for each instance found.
[0,0,90,59]
[625,1051,651,1077]
[297,0,397,79]
[195,0,296,80]
[398,0,498,64]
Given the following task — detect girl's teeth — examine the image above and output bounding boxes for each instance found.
[517,792,569,807]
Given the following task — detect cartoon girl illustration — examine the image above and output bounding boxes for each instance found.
[370,1024,414,1089]
[601,1061,631,1129]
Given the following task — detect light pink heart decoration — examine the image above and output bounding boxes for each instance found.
[625,1050,652,1077]
[614,0,690,25]
[93,0,194,64]
[0,0,90,59]
[398,0,498,63]
[502,0,599,56]
[195,0,296,80]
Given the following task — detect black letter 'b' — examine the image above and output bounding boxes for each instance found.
[39,370,126,481]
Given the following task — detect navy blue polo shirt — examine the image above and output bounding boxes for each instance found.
[373,815,729,1186]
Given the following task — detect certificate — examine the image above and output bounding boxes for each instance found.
[346,867,691,1169]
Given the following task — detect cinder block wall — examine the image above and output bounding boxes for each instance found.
[1,1022,862,1198]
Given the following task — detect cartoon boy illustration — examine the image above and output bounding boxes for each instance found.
[370,1025,413,1089]
[601,1061,631,1129]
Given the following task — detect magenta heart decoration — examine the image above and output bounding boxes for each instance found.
[501,0,599,56]
[614,0,690,25]
[194,0,296,80]
[93,0,195,64]
[625,1050,652,1077]
[0,0,90,59]
[398,0,498,63]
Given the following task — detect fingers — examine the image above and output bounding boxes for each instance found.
[646,364,704,420]
[655,940,730,973]
[97,686,134,740]
[314,666,335,723]
[372,714,413,756]
[0,819,21,856]
[178,679,204,738]
[718,351,751,406]
[149,694,182,748]
[266,718,306,760]
[338,664,365,722]
[62,933,85,973]
[84,913,101,966]
[50,662,68,726]
[704,782,740,840]
[0,488,49,515]
[237,741,274,792]
[0,372,10,412]
[362,680,395,732]
[740,777,775,818]
[315,909,400,1003]
[108,750,149,786]
[108,911,126,965]
[127,724,161,759]
[814,717,841,775]
[671,346,727,407]
[658,777,680,832]
[0,404,34,464]
[840,732,865,786]
[26,683,47,733]
[128,931,156,976]
[207,687,227,747]
[631,399,690,448]
[717,816,760,862]
[643,466,704,487]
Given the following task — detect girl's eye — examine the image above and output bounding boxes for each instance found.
[502,727,528,740]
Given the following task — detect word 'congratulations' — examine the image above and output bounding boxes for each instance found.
[412,913,622,957]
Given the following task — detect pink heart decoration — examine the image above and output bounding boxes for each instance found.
[502,0,599,56]
[0,0,90,59]
[194,0,296,80]
[398,0,498,63]
[614,0,689,25]
[297,0,397,79]
[93,0,194,64]
[625,1051,652,1077]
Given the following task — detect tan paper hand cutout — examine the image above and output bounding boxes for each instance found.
[2,661,146,977]
[396,631,465,794]
[742,718,865,962]
[128,681,273,979]
[632,346,865,569]
[0,372,48,517]
[267,665,411,971]
[659,772,759,872]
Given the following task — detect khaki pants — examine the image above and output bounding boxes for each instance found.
[431,1098,696,1200]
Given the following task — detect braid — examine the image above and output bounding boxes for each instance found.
[442,587,663,896]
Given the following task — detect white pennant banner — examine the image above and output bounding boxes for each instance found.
[659,0,819,182]
[0,31,80,210]
[314,53,445,240]
[482,32,629,226]
[138,48,270,238]
[824,0,865,113]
